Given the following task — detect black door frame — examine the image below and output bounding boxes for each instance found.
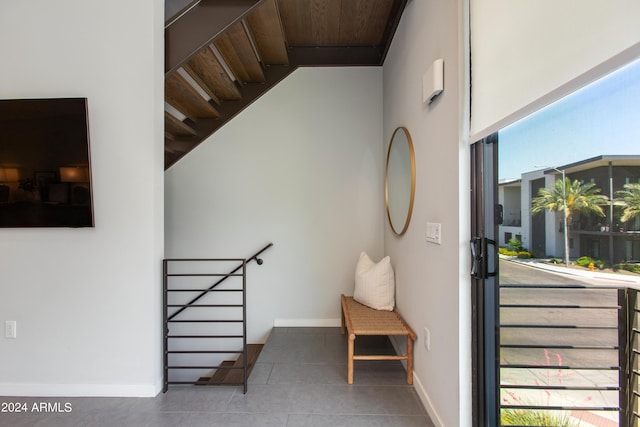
[470,133,500,427]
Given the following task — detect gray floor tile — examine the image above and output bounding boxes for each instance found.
[0,327,434,426]
[152,386,238,412]
[266,363,346,385]
[0,411,100,427]
[98,411,289,427]
[247,362,274,385]
[281,327,342,335]
[225,384,326,413]
[258,335,329,363]
[319,385,427,416]
[347,361,412,385]
[287,414,434,427]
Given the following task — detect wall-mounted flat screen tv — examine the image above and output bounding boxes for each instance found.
[0,98,94,227]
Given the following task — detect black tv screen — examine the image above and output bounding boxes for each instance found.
[0,98,94,227]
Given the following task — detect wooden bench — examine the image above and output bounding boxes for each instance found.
[340,294,417,384]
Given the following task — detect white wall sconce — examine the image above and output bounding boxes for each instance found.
[423,58,444,104]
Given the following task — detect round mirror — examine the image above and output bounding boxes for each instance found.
[385,127,416,236]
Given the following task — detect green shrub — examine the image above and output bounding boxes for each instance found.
[517,251,533,259]
[576,256,606,270]
[501,408,577,426]
[576,256,594,267]
[499,247,518,257]
[508,237,523,252]
[549,257,562,264]
[614,262,640,273]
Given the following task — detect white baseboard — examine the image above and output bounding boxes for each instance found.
[412,373,446,427]
[388,336,445,427]
[273,318,341,327]
[0,380,163,397]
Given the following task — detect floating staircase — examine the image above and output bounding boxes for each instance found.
[164,0,408,169]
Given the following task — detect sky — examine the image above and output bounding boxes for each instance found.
[499,58,640,180]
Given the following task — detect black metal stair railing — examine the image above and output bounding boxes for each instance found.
[162,242,273,393]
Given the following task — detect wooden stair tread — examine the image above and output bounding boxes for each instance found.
[198,344,264,385]
[224,344,264,383]
[246,0,289,65]
[165,73,220,121]
[214,22,265,84]
[185,48,242,101]
[211,360,236,383]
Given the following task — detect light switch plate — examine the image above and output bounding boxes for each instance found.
[5,320,16,339]
[424,327,431,351]
[426,222,441,244]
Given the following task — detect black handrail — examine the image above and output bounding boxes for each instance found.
[167,242,273,321]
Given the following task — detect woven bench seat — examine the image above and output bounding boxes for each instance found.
[340,294,417,384]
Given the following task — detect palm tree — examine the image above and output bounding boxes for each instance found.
[531,178,609,262]
[615,182,640,223]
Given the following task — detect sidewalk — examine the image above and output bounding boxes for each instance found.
[502,255,640,287]
[499,256,638,426]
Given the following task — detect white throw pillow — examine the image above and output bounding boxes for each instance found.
[353,252,395,311]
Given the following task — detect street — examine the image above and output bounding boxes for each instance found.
[499,258,621,287]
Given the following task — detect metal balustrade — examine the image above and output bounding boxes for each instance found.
[162,243,273,393]
[625,289,640,426]
[499,284,626,425]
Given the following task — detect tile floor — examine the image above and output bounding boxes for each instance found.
[0,327,433,426]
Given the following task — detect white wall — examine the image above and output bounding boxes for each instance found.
[471,0,640,139]
[502,187,521,227]
[383,0,466,426]
[0,1,164,396]
[165,67,384,343]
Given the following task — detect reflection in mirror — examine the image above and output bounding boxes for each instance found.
[385,127,416,236]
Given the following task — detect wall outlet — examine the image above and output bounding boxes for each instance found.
[5,320,16,339]
[424,327,430,351]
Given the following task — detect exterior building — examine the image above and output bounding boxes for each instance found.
[498,178,522,247]
[499,155,640,266]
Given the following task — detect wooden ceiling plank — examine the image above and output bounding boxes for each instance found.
[214,22,265,84]
[165,111,197,138]
[309,0,341,45]
[276,0,310,45]
[187,47,242,101]
[165,72,220,121]
[246,0,289,65]
[280,0,393,47]
[279,0,341,45]
[278,0,340,45]
[339,0,393,45]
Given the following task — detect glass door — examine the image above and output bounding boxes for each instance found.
[470,133,500,426]
[472,59,640,426]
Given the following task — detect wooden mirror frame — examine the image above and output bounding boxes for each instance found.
[385,127,416,236]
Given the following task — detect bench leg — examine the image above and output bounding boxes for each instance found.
[348,335,355,384]
[406,336,414,385]
[341,304,345,335]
